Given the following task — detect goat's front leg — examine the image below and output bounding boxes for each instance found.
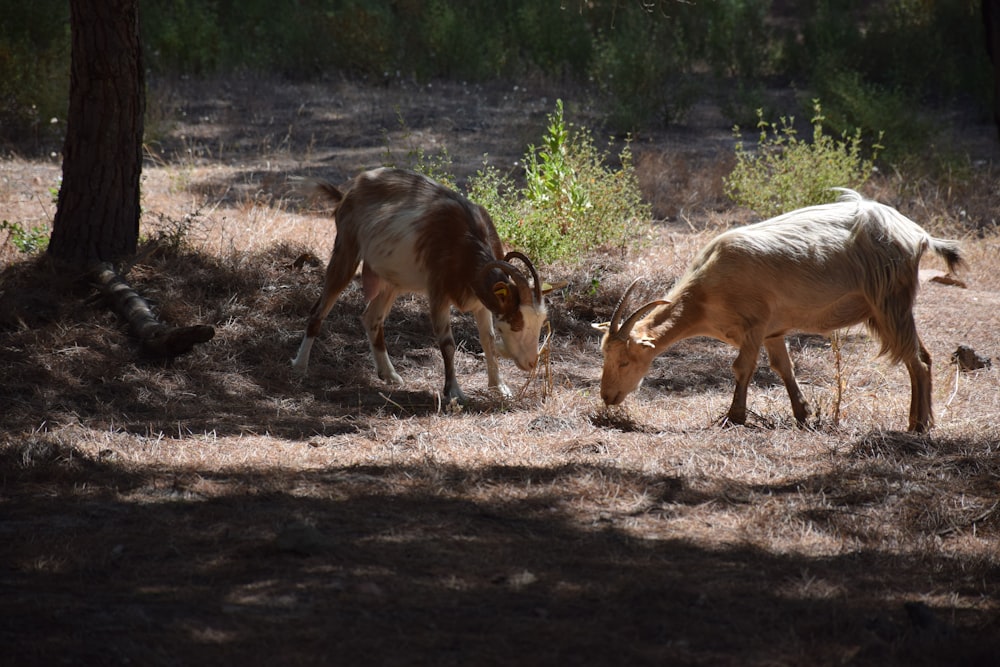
[361,288,403,385]
[429,302,466,404]
[764,336,810,425]
[725,342,760,426]
[473,306,512,398]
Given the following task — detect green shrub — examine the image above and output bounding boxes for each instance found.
[512,2,592,77]
[698,0,776,81]
[811,68,930,164]
[855,1,988,104]
[1,220,50,254]
[0,0,69,147]
[784,1,991,130]
[470,100,650,263]
[142,0,222,74]
[589,8,692,129]
[724,100,883,218]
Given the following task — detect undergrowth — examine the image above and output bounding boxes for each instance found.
[3,1,989,154]
[387,100,650,265]
[725,100,883,218]
[1,220,50,255]
[469,100,650,263]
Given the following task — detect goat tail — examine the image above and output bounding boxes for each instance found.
[929,237,964,274]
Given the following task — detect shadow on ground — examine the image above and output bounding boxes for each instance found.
[3,447,999,667]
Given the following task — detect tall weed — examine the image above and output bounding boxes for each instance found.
[470,100,650,263]
[381,109,455,189]
[724,100,883,218]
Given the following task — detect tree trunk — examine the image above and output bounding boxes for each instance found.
[48,0,144,266]
[47,1,214,359]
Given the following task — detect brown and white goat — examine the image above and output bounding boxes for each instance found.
[596,189,963,433]
[292,167,548,403]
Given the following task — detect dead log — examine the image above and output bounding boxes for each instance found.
[91,262,214,359]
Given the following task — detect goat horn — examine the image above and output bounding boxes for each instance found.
[480,259,531,311]
[609,279,642,337]
[610,279,666,340]
[503,251,542,303]
[617,301,667,340]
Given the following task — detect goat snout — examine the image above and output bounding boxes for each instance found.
[513,355,538,372]
[601,388,625,406]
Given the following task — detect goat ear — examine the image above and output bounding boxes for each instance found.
[541,280,568,295]
[638,334,656,348]
[592,321,610,333]
[492,281,513,309]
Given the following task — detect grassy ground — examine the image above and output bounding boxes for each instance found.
[2,76,999,666]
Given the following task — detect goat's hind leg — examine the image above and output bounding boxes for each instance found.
[904,338,933,433]
[764,336,810,425]
[429,299,466,404]
[292,249,359,373]
[362,287,403,386]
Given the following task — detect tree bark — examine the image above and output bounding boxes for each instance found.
[49,1,214,359]
[48,0,144,265]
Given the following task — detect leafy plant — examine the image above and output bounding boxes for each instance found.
[724,100,883,218]
[470,100,650,263]
[811,68,930,164]
[1,220,50,254]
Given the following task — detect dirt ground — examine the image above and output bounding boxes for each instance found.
[2,75,1000,666]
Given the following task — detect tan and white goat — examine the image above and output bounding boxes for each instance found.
[292,168,548,403]
[596,189,963,433]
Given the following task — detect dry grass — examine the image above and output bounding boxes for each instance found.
[2,77,1000,666]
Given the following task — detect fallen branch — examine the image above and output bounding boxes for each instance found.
[91,262,214,359]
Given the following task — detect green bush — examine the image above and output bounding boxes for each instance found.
[811,68,930,164]
[512,2,592,77]
[784,0,991,136]
[1,220,50,254]
[1,1,991,149]
[589,7,692,129]
[469,100,650,263]
[698,0,776,81]
[0,0,69,146]
[724,100,883,218]
[142,0,222,74]
[854,1,988,103]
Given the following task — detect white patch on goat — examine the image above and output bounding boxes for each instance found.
[358,214,429,295]
[495,302,548,371]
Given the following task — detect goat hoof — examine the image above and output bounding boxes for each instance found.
[379,371,404,385]
[443,390,468,410]
[719,414,746,429]
[492,383,513,399]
